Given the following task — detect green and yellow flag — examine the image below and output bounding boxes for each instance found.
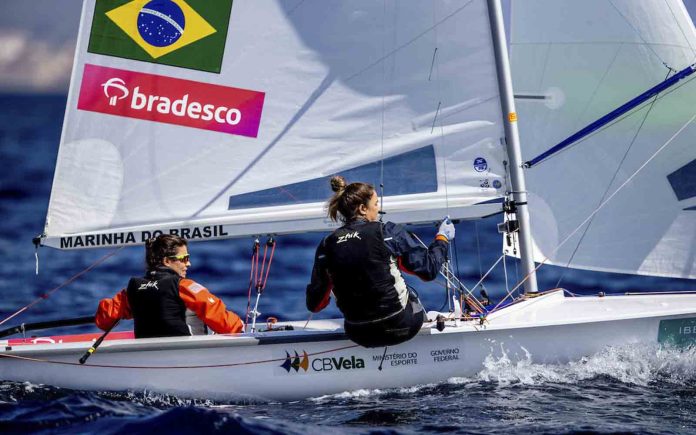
[88,0,233,73]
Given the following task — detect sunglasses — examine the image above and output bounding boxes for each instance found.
[168,254,190,263]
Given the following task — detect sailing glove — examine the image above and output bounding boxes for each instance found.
[437,216,455,242]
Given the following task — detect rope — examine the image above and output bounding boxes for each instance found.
[474,221,483,280]
[303,313,313,330]
[243,239,260,331]
[663,0,696,64]
[491,108,696,313]
[555,69,670,287]
[249,237,277,332]
[0,343,360,370]
[260,239,275,291]
[410,232,489,315]
[378,0,387,220]
[0,247,124,326]
[608,0,669,68]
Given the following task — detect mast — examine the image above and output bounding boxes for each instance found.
[486,0,538,293]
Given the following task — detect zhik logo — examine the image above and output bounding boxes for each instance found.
[102,78,130,106]
[138,281,159,290]
[337,231,361,244]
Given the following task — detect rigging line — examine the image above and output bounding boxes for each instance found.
[431,3,450,217]
[431,267,486,313]
[0,247,125,327]
[526,67,696,167]
[286,0,306,16]
[428,47,438,81]
[502,250,510,296]
[409,232,494,312]
[571,43,624,132]
[466,255,504,297]
[554,69,671,288]
[665,0,696,63]
[514,251,519,293]
[491,110,696,312]
[379,0,387,219]
[430,101,442,134]
[663,0,696,63]
[0,344,361,370]
[303,313,313,330]
[538,42,552,92]
[452,236,464,305]
[409,232,471,294]
[260,238,276,290]
[343,0,476,84]
[474,221,483,280]
[244,239,259,331]
[608,0,668,67]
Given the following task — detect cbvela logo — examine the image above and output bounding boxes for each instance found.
[280,351,309,373]
[78,64,265,138]
[279,350,366,374]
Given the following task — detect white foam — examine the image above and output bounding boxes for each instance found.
[453,344,696,388]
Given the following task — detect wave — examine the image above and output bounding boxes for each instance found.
[446,343,696,388]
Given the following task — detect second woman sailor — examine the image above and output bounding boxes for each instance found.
[306,175,454,347]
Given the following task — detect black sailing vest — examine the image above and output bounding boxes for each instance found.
[126,267,191,338]
[324,220,403,323]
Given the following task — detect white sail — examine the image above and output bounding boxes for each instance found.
[42,0,508,249]
[511,0,696,279]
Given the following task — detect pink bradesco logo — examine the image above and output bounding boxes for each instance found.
[78,64,265,138]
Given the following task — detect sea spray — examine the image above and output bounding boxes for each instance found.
[445,343,696,389]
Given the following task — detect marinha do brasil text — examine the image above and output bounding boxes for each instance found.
[60,225,228,249]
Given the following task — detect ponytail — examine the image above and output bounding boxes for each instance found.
[326,175,375,223]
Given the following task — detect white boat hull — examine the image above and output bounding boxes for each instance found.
[2,290,696,401]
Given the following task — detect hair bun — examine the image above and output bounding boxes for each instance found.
[330,175,346,193]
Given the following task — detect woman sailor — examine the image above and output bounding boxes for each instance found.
[306,175,454,348]
[95,234,243,338]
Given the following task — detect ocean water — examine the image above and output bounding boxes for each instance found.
[0,94,695,434]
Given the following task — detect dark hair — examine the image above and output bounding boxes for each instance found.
[145,234,187,271]
[327,175,375,222]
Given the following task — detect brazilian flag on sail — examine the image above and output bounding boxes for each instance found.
[88,0,233,73]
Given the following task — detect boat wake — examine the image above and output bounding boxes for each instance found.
[308,343,696,403]
[461,343,696,388]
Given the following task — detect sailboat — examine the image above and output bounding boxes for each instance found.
[0,0,694,401]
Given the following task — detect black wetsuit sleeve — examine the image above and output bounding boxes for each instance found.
[382,222,448,281]
[306,238,333,312]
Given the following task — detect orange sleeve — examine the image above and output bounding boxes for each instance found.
[179,279,243,334]
[95,289,132,331]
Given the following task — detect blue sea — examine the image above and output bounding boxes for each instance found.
[1,94,695,434]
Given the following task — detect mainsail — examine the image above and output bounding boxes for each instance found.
[511,0,696,279]
[42,0,509,249]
